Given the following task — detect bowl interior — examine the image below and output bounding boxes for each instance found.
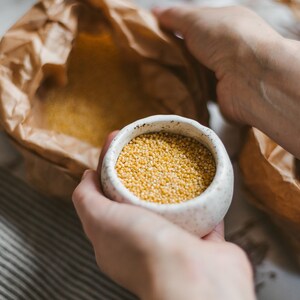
[107,118,221,202]
[112,119,219,167]
[102,115,233,212]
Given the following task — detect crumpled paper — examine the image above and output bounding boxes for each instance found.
[280,0,300,19]
[0,0,210,198]
[239,129,300,265]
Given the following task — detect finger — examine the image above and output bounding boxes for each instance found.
[202,221,225,242]
[72,170,115,237]
[73,169,174,244]
[153,5,196,36]
[97,130,119,173]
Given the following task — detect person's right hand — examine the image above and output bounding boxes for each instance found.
[154,6,300,158]
[73,132,255,300]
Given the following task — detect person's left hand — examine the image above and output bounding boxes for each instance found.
[72,132,254,300]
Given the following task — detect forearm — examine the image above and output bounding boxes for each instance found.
[155,5,299,156]
[246,38,300,158]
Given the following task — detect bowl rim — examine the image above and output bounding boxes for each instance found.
[101,114,231,212]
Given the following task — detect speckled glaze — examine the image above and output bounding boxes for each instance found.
[101,115,234,237]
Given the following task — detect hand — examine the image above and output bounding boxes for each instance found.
[154,5,282,123]
[154,5,300,157]
[73,132,255,300]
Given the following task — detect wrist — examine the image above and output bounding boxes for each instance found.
[215,31,285,126]
[142,240,255,300]
[140,237,214,300]
[232,34,288,127]
[245,37,300,155]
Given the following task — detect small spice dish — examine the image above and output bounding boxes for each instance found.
[101,115,234,237]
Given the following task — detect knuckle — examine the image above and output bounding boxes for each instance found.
[95,253,103,270]
[224,243,253,274]
[152,225,184,252]
[83,214,98,239]
[229,5,252,15]
[87,201,118,236]
[72,184,85,206]
[72,183,95,211]
[220,6,253,30]
[164,7,181,17]
[94,253,110,276]
[224,242,245,258]
[163,7,195,25]
[72,185,97,233]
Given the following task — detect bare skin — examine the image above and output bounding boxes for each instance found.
[73,133,255,300]
[73,5,300,300]
[154,5,300,158]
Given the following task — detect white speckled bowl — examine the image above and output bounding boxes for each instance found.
[101,115,233,237]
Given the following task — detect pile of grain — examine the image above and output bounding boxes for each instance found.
[43,32,157,146]
[116,132,216,204]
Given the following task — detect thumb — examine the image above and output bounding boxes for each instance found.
[153,5,196,36]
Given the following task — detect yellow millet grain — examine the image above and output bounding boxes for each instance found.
[115,132,216,204]
[43,32,157,146]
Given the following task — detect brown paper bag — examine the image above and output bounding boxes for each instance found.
[279,0,300,19]
[239,129,300,264]
[0,0,210,199]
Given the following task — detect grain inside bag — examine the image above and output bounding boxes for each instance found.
[0,0,211,198]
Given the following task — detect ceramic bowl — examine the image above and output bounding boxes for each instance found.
[101,115,233,237]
